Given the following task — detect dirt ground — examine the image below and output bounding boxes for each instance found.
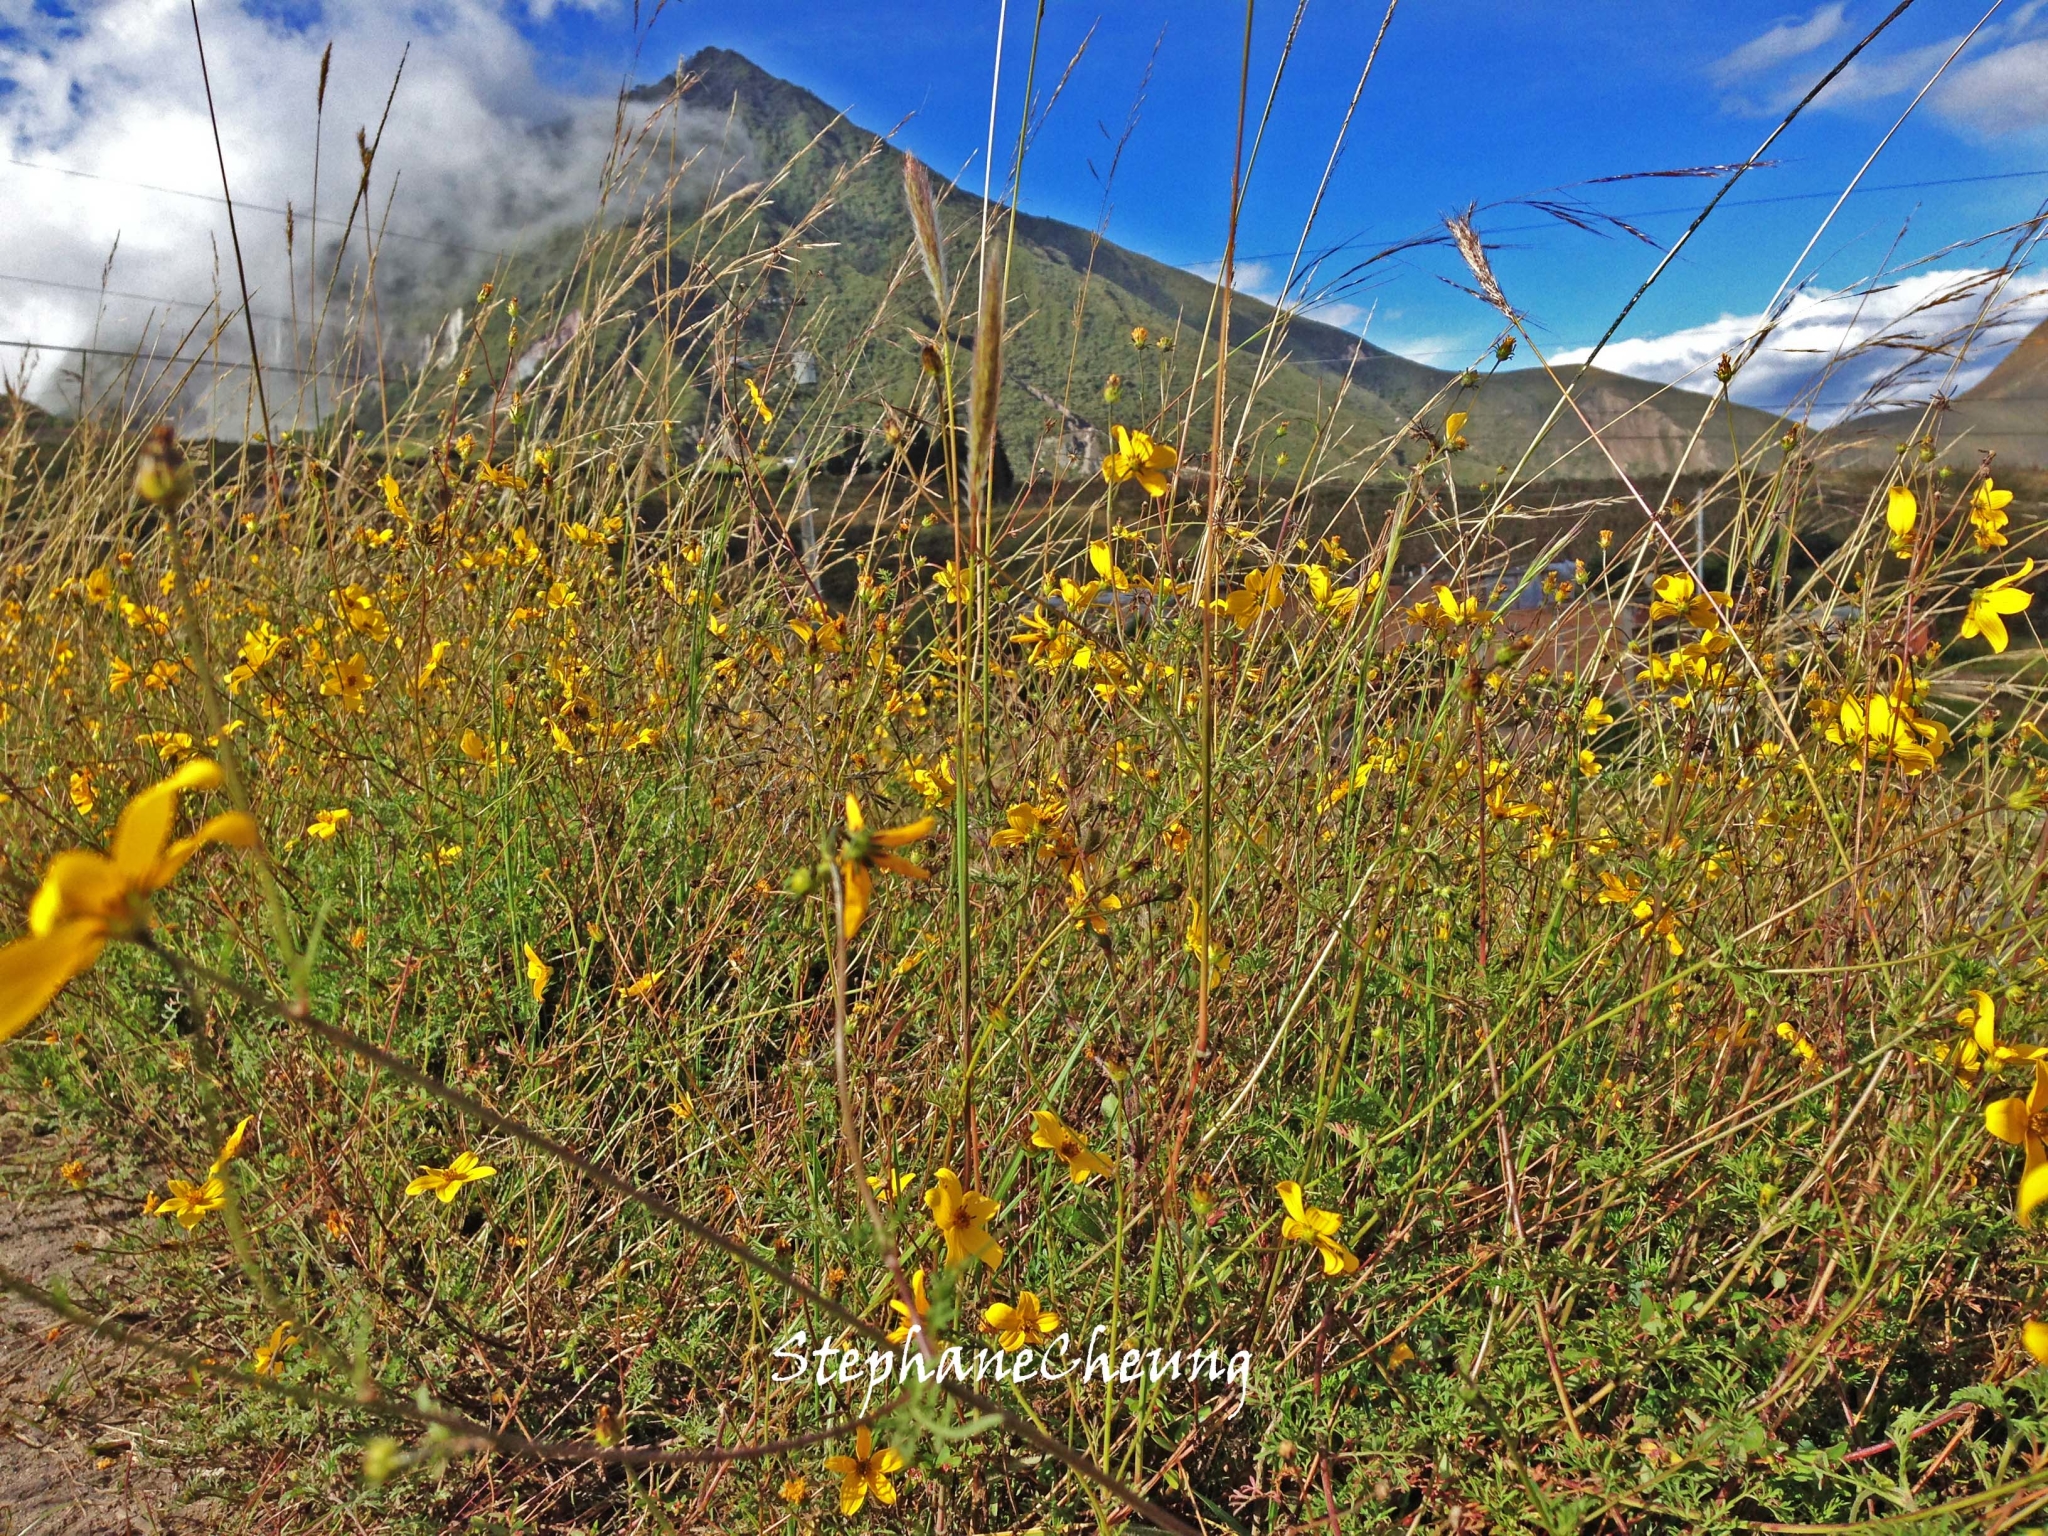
[0,1120,226,1536]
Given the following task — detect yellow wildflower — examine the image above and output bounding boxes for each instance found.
[1987,1061,2048,1227]
[0,761,257,1043]
[1972,478,2014,551]
[1276,1180,1360,1276]
[823,1427,904,1516]
[1957,990,2048,1077]
[156,1176,227,1231]
[1300,563,1362,621]
[1214,566,1286,632]
[1065,868,1123,934]
[320,653,375,712]
[1432,585,1489,627]
[332,584,389,642]
[837,794,934,939]
[2026,1319,2048,1365]
[1029,1109,1114,1184]
[1827,691,1950,775]
[404,1151,497,1203]
[1595,870,1642,906]
[925,1168,1002,1269]
[460,729,505,767]
[1648,573,1727,629]
[932,560,969,604]
[415,639,451,689]
[1185,900,1230,988]
[524,944,551,1002]
[1885,485,1917,557]
[1775,1020,1818,1066]
[992,800,1062,851]
[1485,782,1542,820]
[1963,560,2035,654]
[983,1291,1060,1350]
[886,1267,932,1344]
[306,808,351,840]
[254,1320,298,1376]
[1632,898,1684,957]
[210,1115,252,1174]
[1101,425,1177,497]
[868,1169,916,1200]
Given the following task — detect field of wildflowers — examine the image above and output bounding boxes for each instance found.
[7,39,2048,1536]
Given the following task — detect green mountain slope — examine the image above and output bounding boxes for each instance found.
[1828,312,2048,468]
[433,47,1787,485]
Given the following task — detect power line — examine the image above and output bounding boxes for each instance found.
[0,337,332,379]
[2,156,510,262]
[1241,166,2048,267]
[0,270,295,325]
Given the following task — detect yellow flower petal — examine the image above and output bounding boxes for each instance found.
[110,759,223,881]
[842,860,872,938]
[1990,1096,2033,1144]
[2022,1138,2048,1229]
[0,923,107,1043]
[2025,1318,2048,1365]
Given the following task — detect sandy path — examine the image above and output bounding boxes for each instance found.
[0,1120,225,1535]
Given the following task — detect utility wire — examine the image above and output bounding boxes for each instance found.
[2,155,509,261]
[0,269,292,324]
[1236,166,2048,265]
[0,337,332,379]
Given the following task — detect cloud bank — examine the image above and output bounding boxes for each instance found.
[1709,3,1848,88]
[1554,266,2048,422]
[1181,258,1369,333]
[0,0,747,430]
[1710,4,2048,134]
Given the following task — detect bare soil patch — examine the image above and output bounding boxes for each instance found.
[0,1119,226,1535]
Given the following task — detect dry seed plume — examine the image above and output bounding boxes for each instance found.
[903,155,949,315]
[1447,206,1514,318]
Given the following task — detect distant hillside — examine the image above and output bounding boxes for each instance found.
[1826,312,2048,468]
[410,47,1788,484]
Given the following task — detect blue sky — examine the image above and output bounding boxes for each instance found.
[4,1,2046,419]
[528,0,2048,400]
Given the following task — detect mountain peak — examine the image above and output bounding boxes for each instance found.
[516,48,1776,478]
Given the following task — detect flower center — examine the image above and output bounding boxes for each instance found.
[103,887,152,942]
[2030,1107,2048,1142]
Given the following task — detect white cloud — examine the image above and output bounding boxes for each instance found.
[1181,256,1368,332]
[1710,4,1847,87]
[1553,266,2048,423]
[1372,333,1481,367]
[0,0,748,429]
[1932,37,2048,133]
[1710,6,2048,134]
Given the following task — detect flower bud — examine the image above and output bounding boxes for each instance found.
[133,425,192,508]
[361,1436,403,1484]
